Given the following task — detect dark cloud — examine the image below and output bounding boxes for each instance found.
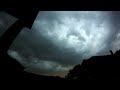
[97,11,120,54]
[1,11,120,77]
[0,11,17,36]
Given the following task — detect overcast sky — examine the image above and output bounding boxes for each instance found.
[0,11,120,77]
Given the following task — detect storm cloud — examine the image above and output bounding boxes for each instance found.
[1,11,120,77]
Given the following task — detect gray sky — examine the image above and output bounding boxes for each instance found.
[0,11,120,77]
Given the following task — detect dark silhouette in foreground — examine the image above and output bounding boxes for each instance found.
[0,9,64,81]
[1,8,120,81]
[65,50,120,81]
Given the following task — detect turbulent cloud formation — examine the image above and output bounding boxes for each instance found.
[33,11,111,57]
[1,11,120,77]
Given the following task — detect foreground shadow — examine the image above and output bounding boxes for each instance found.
[0,9,120,81]
[65,50,120,81]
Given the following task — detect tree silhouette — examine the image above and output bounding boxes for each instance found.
[65,49,120,80]
[114,49,120,55]
[65,64,81,80]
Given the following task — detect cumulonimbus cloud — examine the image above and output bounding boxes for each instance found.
[0,11,120,77]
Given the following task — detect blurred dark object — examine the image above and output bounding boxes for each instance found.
[110,50,114,55]
[65,50,120,81]
[5,8,39,29]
